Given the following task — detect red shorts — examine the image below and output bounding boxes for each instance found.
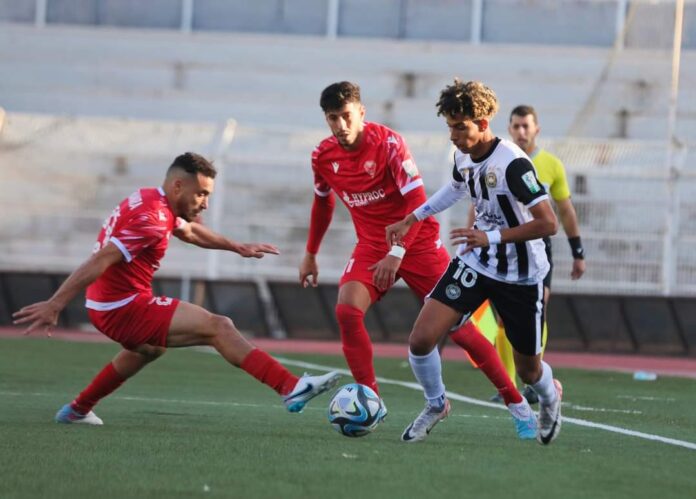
[339,244,450,303]
[87,294,180,350]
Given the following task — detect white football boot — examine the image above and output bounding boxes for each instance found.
[401,399,451,442]
[537,379,563,445]
[55,403,103,425]
[283,371,341,413]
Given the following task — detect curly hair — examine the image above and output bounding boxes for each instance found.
[436,79,499,120]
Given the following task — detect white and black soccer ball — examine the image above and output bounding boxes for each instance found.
[328,383,386,438]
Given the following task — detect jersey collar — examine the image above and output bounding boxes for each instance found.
[470,137,501,163]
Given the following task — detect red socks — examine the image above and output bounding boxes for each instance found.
[71,363,126,414]
[449,322,523,405]
[240,348,298,396]
[335,304,379,394]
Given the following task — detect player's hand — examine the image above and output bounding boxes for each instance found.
[299,253,319,288]
[385,215,416,247]
[234,242,280,258]
[369,255,402,291]
[12,300,61,337]
[571,258,586,280]
[450,228,490,254]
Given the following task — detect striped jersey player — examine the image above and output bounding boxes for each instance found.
[387,80,564,445]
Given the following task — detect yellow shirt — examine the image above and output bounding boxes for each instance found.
[530,148,570,202]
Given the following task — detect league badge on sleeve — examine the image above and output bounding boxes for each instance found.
[521,171,541,194]
[402,159,419,178]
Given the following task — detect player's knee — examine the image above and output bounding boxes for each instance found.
[146,346,166,360]
[408,326,437,356]
[209,314,239,342]
[132,344,166,361]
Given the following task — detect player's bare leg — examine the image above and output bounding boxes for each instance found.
[56,344,166,426]
[335,281,379,393]
[514,350,562,444]
[401,299,461,442]
[167,301,255,363]
[113,345,167,376]
[167,301,339,413]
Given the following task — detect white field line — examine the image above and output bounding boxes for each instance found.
[617,395,676,402]
[564,404,642,415]
[267,355,696,452]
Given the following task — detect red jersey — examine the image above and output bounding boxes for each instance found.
[86,187,185,310]
[312,122,441,253]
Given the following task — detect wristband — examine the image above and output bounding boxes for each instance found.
[388,245,406,259]
[568,236,584,259]
[485,230,502,245]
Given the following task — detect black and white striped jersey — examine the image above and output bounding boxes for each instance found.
[414,138,550,285]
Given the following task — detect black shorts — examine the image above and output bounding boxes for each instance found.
[429,258,546,356]
[543,237,553,289]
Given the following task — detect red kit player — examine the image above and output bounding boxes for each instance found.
[14,152,339,424]
[299,82,531,439]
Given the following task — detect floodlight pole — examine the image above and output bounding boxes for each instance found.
[662,0,685,295]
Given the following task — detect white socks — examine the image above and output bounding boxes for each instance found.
[531,361,557,405]
[409,348,446,409]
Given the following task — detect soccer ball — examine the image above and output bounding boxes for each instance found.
[328,383,386,438]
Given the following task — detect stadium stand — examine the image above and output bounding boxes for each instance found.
[1,4,694,354]
[1,0,695,49]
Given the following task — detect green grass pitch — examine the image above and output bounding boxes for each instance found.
[1,338,695,499]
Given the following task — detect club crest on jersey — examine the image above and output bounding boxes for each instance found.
[485,171,497,188]
[363,160,377,178]
[445,284,461,300]
[521,171,541,194]
[332,162,340,173]
[402,159,419,178]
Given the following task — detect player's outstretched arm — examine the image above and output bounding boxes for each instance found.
[175,222,279,258]
[12,243,124,336]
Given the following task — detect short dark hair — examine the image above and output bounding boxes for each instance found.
[320,81,362,112]
[167,152,217,178]
[510,105,538,124]
[436,79,498,120]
